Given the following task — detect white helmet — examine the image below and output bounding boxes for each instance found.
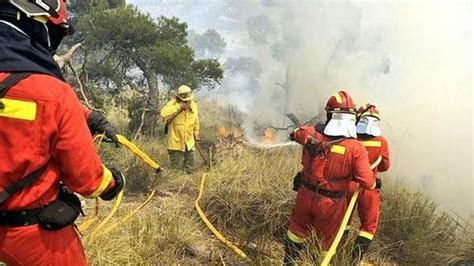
[176,85,193,101]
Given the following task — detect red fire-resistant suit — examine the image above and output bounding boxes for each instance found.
[349,136,390,240]
[0,73,114,265]
[288,126,375,250]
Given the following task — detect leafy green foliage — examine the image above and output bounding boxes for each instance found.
[63,4,224,134]
[156,16,188,44]
[77,7,222,100]
[192,59,224,89]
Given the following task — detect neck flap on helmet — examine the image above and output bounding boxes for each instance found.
[356,116,382,137]
[324,112,357,138]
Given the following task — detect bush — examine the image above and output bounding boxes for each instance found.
[375,181,471,265]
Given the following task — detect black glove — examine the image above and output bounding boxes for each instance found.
[156,166,163,174]
[305,138,321,158]
[375,178,382,189]
[87,111,119,146]
[100,168,125,201]
[292,171,303,192]
[289,131,296,141]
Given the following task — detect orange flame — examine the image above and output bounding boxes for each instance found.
[233,129,242,138]
[216,126,243,138]
[261,128,275,144]
[217,126,230,138]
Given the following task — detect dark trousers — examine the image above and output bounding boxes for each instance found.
[168,149,195,173]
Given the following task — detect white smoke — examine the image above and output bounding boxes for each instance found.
[245,1,473,216]
[129,0,473,216]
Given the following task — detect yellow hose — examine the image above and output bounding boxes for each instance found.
[84,182,125,243]
[195,173,249,259]
[96,189,156,237]
[320,155,383,266]
[116,134,161,170]
[78,198,99,233]
[79,134,159,238]
[320,185,360,266]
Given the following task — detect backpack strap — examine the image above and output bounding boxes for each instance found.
[164,108,184,134]
[0,72,48,205]
[0,164,49,205]
[0,72,32,109]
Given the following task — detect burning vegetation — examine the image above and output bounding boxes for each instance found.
[216,126,242,139]
[261,128,276,144]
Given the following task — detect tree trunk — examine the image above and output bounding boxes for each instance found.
[132,54,162,137]
[144,71,159,107]
[142,70,160,136]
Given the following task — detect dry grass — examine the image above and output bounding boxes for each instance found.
[203,147,300,237]
[82,122,473,265]
[84,198,211,265]
[375,181,472,265]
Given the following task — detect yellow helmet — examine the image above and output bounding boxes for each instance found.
[177,85,193,101]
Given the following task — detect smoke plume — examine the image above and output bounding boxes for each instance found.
[129,0,473,216]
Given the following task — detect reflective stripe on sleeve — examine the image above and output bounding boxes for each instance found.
[362,140,382,147]
[358,231,374,240]
[0,98,37,121]
[86,165,113,198]
[330,145,346,155]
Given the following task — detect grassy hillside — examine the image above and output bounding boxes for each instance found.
[81,142,473,265]
[80,110,473,265]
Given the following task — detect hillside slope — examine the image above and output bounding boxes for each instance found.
[80,137,473,265]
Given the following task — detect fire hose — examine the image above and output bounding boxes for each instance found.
[78,134,160,243]
[195,173,249,260]
[320,155,383,266]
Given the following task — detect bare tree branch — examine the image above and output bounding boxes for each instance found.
[67,62,105,114]
[133,109,147,141]
[267,124,295,131]
[133,108,156,141]
[255,113,320,132]
[55,42,83,69]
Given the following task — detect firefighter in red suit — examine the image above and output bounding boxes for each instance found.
[0,1,123,265]
[350,104,391,262]
[283,91,376,264]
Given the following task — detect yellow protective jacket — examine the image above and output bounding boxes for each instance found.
[160,98,199,151]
